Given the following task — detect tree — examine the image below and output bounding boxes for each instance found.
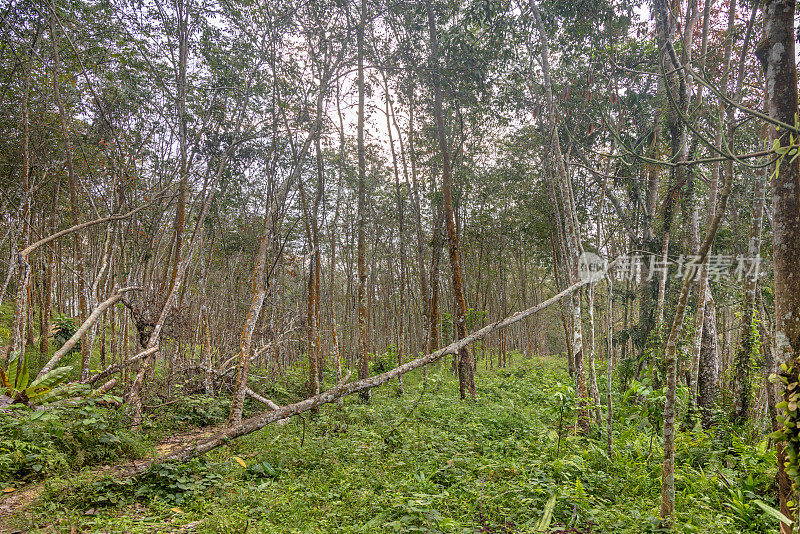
[425,0,474,399]
[756,0,800,528]
[527,0,590,431]
[357,0,371,401]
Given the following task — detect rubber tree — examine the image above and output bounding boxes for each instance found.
[425,0,475,399]
[528,0,590,431]
[755,0,800,529]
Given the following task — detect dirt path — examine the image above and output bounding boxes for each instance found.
[0,425,219,533]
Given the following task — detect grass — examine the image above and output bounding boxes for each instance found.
[3,353,782,533]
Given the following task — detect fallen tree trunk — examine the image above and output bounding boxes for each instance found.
[37,288,140,380]
[244,387,290,426]
[156,271,605,465]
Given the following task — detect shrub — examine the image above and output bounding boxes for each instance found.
[0,398,141,483]
[54,458,223,508]
[147,394,230,431]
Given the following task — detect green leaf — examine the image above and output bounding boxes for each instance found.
[770,430,787,441]
[535,493,557,532]
[25,367,73,400]
[754,499,794,527]
[10,354,29,391]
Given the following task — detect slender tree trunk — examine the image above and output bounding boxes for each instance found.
[697,284,718,429]
[587,284,601,425]
[384,84,407,393]
[725,12,764,407]
[130,86,252,426]
[401,88,429,356]
[357,0,371,401]
[306,251,319,396]
[653,0,706,521]
[197,228,214,395]
[428,207,444,354]
[313,129,324,384]
[529,0,588,429]
[606,277,614,457]
[167,0,190,296]
[50,17,91,375]
[425,0,474,399]
[761,296,780,434]
[332,308,343,406]
[228,116,320,424]
[4,27,39,373]
[0,228,17,309]
[732,143,766,422]
[686,0,715,409]
[637,77,664,367]
[40,178,60,358]
[331,81,346,368]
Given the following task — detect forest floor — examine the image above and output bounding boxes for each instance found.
[0,425,220,532]
[0,354,781,534]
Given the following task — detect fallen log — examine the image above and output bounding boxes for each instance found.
[244,387,290,426]
[156,273,600,465]
[37,288,140,380]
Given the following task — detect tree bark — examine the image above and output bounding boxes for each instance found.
[167,0,190,296]
[401,87,430,356]
[529,0,588,430]
[50,16,91,376]
[587,284,601,425]
[697,284,718,429]
[227,221,271,427]
[756,0,800,528]
[425,0,474,399]
[384,81,407,393]
[606,277,614,457]
[732,130,767,423]
[4,26,39,377]
[357,0,370,401]
[653,0,691,522]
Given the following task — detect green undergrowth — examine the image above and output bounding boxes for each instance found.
[0,398,150,484]
[0,389,235,485]
[7,355,781,533]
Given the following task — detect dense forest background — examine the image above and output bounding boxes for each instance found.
[2,0,800,531]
